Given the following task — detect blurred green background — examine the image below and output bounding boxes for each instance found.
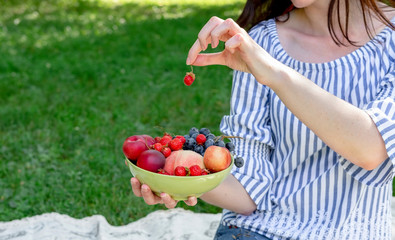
[0,0,244,225]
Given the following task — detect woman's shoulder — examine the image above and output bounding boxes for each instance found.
[247,19,278,44]
[249,19,276,34]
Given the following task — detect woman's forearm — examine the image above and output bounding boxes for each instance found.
[264,65,388,170]
[200,175,256,215]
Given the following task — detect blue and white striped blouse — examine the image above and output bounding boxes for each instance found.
[219,18,395,239]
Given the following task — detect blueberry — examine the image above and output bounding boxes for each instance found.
[184,138,196,150]
[191,132,199,139]
[189,127,199,136]
[234,156,244,168]
[204,139,215,149]
[215,140,225,148]
[194,145,204,155]
[199,128,211,136]
[206,133,216,140]
[225,142,235,152]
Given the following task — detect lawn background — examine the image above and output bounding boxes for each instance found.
[0,0,244,225]
[1,0,394,227]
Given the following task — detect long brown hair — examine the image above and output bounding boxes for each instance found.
[237,0,395,46]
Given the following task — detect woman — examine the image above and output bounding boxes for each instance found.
[131,0,395,239]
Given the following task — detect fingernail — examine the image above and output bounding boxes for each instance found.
[186,57,191,65]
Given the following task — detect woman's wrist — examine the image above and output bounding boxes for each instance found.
[252,55,293,91]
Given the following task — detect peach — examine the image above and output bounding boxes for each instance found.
[164,150,205,175]
[203,146,231,172]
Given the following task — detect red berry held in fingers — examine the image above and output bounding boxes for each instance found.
[184,75,194,86]
[174,166,187,176]
[189,165,202,176]
[196,134,206,145]
[184,66,196,86]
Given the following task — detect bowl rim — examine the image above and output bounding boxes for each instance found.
[126,156,234,178]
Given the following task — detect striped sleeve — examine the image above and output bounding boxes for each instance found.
[230,138,275,211]
[220,69,275,211]
[340,70,395,187]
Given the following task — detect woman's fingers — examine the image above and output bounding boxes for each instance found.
[191,33,248,67]
[192,52,226,66]
[140,184,164,205]
[131,177,179,208]
[197,16,224,51]
[184,196,198,206]
[225,33,244,54]
[187,16,226,65]
[187,17,247,66]
[210,18,241,48]
[160,193,179,209]
[187,39,203,65]
[130,177,143,197]
[131,178,162,205]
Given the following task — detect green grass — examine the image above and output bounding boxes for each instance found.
[0,0,244,225]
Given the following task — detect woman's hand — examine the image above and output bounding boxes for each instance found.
[186,16,277,85]
[130,177,198,208]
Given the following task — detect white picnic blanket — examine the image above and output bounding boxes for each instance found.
[0,208,221,240]
[1,199,395,240]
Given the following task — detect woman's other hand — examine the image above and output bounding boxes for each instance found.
[130,177,198,208]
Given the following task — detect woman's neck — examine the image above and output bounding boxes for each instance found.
[275,2,395,63]
[290,1,394,45]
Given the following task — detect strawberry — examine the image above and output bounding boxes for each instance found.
[157,169,170,175]
[174,166,187,176]
[169,138,183,151]
[189,165,202,176]
[201,169,209,175]
[153,143,163,152]
[154,136,162,143]
[175,135,186,144]
[161,147,171,157]
[160,135,172,146]
[196,134,206,145]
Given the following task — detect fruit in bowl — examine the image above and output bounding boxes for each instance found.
[204,146,232,173]
[126,155,234,200]
[123,127,244,200]
[123,135,155,161]
[163,150,205,175]
[136,150,166,173]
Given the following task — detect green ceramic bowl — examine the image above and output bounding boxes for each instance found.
[127,157,233,201]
